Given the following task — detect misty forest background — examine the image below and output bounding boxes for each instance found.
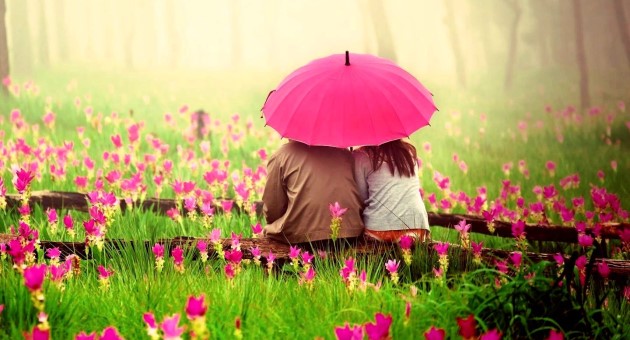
[0,0,629,127]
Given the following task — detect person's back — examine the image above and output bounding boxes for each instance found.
[262,141,364,244]
[353,140,430,242]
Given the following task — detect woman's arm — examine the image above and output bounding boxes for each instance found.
[352,151,369,203]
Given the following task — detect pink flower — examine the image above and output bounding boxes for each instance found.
[251,246,261,258]
[553,253,565,266]
[110,134,123,148]
[143,313,158,337]
[100,327,124,340]
[597,261,611,279]
[433,242,449,256]
[14,168,35,193]
[364,313,392,340]
[480,329,502,340]
[75,331,98,340]
[546,329,564,340]
[385,259,399,274]
[185,294,207,319]
[172,246,184,265]
[511,220,526,239]
[289,246,301,260]
[334,323,364,340]
[196,240,207,253]
[455,219,471,234]
[46,247,61,260]
[224,263,235,279]
[578,234,593,248]
[152,243,164,258]
[23,264,47,292]
[225,249,243,264]
[329,202,348,218]
[424,326,446,340]
[166,208,180,221]
[98,265,113,280]
[161,314,185,340]
[300,266,316,285]
[510,252,522,269]
[46,208,58,224]
[221,200,234,214]
[209,229,222,243]
[457,314,477,339]
[471,241,483,255]
[25,325,50,340]
[251,223,263,235]
[301,251,314,265]
[399,235,414,250]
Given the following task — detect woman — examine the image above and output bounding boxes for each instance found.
[353,139,430,242]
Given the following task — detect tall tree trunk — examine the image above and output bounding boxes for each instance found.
[230,0,242,67]
[0,0,8,94]
[573,0,590,110]
[9,0,32,76]
[37,1,49,66]
[367,0,397,62]
[504,0,521,90]
[443,0,465,87]
[53,0,68,61]
[613,0,630,67]
[531,1,550,68]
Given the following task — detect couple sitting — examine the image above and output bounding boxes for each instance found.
[262,139,430,245]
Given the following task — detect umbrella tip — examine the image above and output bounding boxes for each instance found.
[345,51,350,66]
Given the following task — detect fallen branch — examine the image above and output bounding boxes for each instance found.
[4,191,628,243]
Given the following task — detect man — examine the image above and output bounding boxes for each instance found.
[262,140,364,244]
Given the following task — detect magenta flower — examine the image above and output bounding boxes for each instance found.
[329,202,348,218]
[546,329,564,340]
[23,264,47,292]
[364,313,392,340]
[46,208,58,224]
[480,328,502,340]
[385,259,399,274]
[455,219,471,234]
[152,243,164,258]
[251,222,263,235]
[511,220,526,239]
[225,263,235,279]
[161,314,185,340]
[597,261,611,279]
[221,200,234,214]
[166,208,181,221]
[209,229,222,243]
[45,247,61,260]
[26,324,50,340]
[172,247,184,264]
[471,241,483,255]
[289,246,301,260]
[225,249,243,264]
[267,251,276,264]
[110,134,122,148]
[98,265,113,280]
[14,168,35,193]
[100,326,124,340]
[399,235,414,250]
[335,323,364,340]
[433,242,449,256]
[578,234,593,248]
[185,294,207,319]
[251,246,261,258]
[553,253,565,266]
[301,251,314,266]
[143,312,159,338]
[424,325,446,340]
[457,314,477,339]
[495,260,509,274]
[510,252,522,269]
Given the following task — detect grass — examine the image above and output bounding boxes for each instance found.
[0,66,629,338]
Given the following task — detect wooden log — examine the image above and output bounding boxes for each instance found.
[1,234,628,277]
[5,191,628,243]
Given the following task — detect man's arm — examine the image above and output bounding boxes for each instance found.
[262,154,288,224]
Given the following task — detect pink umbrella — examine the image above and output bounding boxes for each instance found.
[262,51,437,148]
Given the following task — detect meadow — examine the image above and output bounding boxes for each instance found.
[0,66,629,339]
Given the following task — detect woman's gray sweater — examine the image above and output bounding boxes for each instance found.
[352,150,430,232]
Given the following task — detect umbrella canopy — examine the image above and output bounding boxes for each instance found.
[262,51,437,148]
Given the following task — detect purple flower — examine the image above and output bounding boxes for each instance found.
[364,313,392,340]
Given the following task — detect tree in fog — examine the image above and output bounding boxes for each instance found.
[503,0,521,90]
[443,0,465,87]
[36,1,49,66]
[613,0,630,68]
[8,0,33,76]
[573,0,590,110]
[0,0,8,93]
[366,0,397,62]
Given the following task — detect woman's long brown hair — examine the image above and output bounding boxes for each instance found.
[361,139,418,177]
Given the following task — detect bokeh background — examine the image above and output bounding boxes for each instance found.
[2,0,629,113]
